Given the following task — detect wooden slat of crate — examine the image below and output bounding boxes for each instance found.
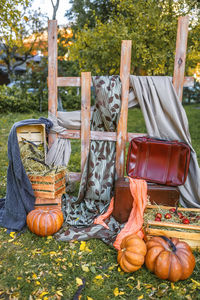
[17,124,46,161]
[144,205,200,250]
[34,195,62,208]
[17,124,46,144]
[28,170,66,199]
[33,186,65,198]
[28,170,65,183]
[31,177,65,192]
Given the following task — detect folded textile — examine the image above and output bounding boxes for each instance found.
[0,118,53,231]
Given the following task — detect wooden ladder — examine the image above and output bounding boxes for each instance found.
[48,16,193,182]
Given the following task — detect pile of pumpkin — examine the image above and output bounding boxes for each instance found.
[26,208,196,283]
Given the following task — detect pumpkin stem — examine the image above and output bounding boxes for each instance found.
[159,235,176,252]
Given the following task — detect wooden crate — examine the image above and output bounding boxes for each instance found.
[17,124,46,160]
[28,170,66,208]
[144,205,200,250]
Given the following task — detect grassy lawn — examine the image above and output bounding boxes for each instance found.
[0,105,200,299]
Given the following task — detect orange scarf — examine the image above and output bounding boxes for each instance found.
[94,178,147,250]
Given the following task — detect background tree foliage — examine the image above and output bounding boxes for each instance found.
[0,0,46,80]
[66,0,119,30]
[67,0,200,76]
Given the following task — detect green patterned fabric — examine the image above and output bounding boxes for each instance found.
[62,75,122,227]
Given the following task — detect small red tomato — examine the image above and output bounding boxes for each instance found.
[155,213,162,219]
[165,213,172,219]
[182,218,190,224]
[169,208,176,213]
[155,217,161,222]
[177,212,184,219]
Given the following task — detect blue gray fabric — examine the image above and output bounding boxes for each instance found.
[0,118,53,231]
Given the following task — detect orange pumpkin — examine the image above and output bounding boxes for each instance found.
[145,236,195,282]
[27,207,64,236]
[117,234,147,272]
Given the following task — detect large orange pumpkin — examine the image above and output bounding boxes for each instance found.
[117,234,147,272]
[27,207,64,236]
[145,236,195,282]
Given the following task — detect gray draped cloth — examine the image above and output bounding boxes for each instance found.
[129,76,200,208]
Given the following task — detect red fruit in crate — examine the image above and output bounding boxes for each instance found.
[165,213,172,219]
[155,217,161,222]
[177,212,184,219]
[182,218,190,224]
[155,213,162,219]
[169,208,176,213]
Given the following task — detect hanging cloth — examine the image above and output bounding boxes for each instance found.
[62,75,122,227]
[129,76,200,208]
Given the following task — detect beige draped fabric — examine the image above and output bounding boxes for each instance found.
[129,76,200,208]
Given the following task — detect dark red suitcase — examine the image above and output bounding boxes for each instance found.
[112,177,180,223]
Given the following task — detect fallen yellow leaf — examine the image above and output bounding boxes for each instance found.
[39,291,48,298]
[80,241,86,251]
[95,275,103,280]
[76,277,83,286]
[82,265,89,272]
[113,287,125,297]
[9,232,15,238]
[56,291,63,296]
[191,279,200,287]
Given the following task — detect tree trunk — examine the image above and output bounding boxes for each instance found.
[51,0,60,20]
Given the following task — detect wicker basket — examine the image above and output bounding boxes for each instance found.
[144,205,200,250]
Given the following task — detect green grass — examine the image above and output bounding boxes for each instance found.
[0,105,200,299]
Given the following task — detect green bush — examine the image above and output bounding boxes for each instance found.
[0,85,48,113]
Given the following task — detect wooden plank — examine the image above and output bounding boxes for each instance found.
[147,221,200,231]
[58,130,147,141]
[35,196,62,208]
[31,183,55,191]
[68,172,81,182]
[28,171,65,183]
[48,20,58,147]
[173,16,189,101]
[145,234,200,250]
[81,72,91,172]
[115,40,132,178]
[57,76,194,88]
[57,77,81,87]
[33,186,65,198]
[146,205,200,212]
[146,228,200,241]
[183,76,194,88]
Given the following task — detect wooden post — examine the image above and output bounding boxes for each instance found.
[81,72,91,173]
[48,20,58,146]
[115,40,132,178]
[173,16,189,102]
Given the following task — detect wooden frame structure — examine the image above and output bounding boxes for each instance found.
[48,16,193,182]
